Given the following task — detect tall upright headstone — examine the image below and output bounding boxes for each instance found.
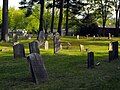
[112,41,118,59]
[27,53,48,84]
[38,31,45,46]
[108,33,111,39]
[77,35,79,40]
[53,33,61,54]
[29,41,40,54]
[45,41,49,50]
[13,44,25,59]
[87,52,94,69]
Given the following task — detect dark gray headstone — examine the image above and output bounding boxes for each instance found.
[13,44,25,59]
[13,33,18,42]
[109,51,113,62]
[87,52,94,69]
[112,41,118,59]
[27,53,48,84]
[29,41,40,54]
[53,33,61,54]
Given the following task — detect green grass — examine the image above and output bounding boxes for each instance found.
[0,36,120,90]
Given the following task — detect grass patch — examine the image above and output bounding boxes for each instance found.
[0,36,120,89]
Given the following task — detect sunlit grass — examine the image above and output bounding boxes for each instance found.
[0,36,120,89]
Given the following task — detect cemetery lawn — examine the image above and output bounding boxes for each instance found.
[1,36,120,89]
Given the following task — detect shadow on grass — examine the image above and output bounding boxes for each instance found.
[0,52,119,89]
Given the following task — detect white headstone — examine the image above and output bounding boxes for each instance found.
[108,42,112,51]
[45,41,49,50]
[80,44,85,51]
[77,35,79,40]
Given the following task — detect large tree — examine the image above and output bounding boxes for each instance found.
[1,0,9,42]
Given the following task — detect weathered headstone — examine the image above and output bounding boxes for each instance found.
[112,41,118,59]
[87,52,94,69]
[13,33,18,42]
[79,44,85,52]
[13,44,25,59]
[109,51,113,62]
[29,41,40,54]
[93,35,95,40]
[45,41,49,50]
[77,35,79,40]
[108,42,112,51]
[27,53,48,84]
[53,33,61,54]
[38,31,45,46]
[86,35,89,39]
[108,33,111,39]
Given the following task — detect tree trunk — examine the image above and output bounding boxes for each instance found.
[50,0,55,33]
[65,0,69,36]
[37,0,44,40]
[1,0,8,42]
[57,0,64,36]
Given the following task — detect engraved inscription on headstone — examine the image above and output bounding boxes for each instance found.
[13,44,25,59]
[27,53,48,84]
[29,41,40,54]
[53,33,61,53]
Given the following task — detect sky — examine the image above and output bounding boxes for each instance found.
[0,0,21,9]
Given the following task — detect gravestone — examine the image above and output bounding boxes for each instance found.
[13,33,18,43]
[93,35,95,40]
[87,52,94,69]
[109,51,113,62]
[13,44,25,59]
[108,42,112,51]
[27,53,48,84]
[38,31,45,46]
[79,44,85,52]
[108,33,111,39]
[53,33,61,54]
[45,41,49,50]
[29,41,40,54]
[112,41,118,59]
[77,35,79,40]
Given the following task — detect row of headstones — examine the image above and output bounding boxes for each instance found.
[13,41,48,84]
[87,41,119,69]
[12,32,61,84]
[76,33,113,40]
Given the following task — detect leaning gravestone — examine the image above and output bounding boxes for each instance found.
[13,44,25,59]
[45,41,49,50]
[53,33,61,54]
[29,41,40,54]
[112,41,118,59]
[38,31,45,46]
[27,53,48,84]
[87,52,94,69]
